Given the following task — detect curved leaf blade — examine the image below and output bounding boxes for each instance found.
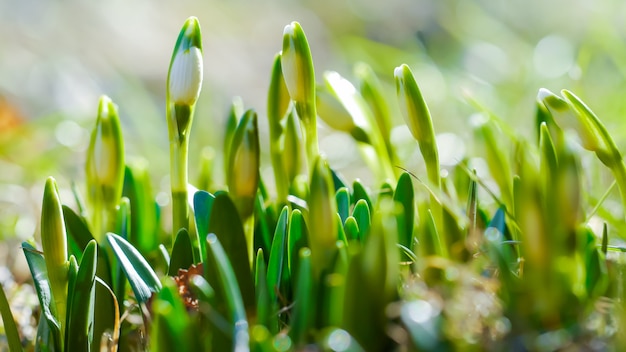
[106,233,161,303]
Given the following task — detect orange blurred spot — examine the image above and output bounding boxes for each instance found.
[0,96,24,133]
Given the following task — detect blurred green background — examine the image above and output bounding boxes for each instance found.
[2,0,626,271]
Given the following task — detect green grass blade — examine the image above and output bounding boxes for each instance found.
[205,234,249,351]
[254,249,271,329]
[106,232,161,303]
[66,240,98,352]
[393,172,414,258]
[0,283,24,352]
[267,206,290,309]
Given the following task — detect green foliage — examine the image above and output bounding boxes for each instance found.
[13,16,626,352]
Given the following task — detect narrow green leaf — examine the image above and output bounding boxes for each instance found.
[352,199,370,242]
[168,228,194,276]
[343,217,360,242]
[66,240,98,352]
[267,206,290,307]
[289,248,314,346]
[224,97,244,179]
[106,233,161,303]
[0,284,24,352]
[287,209,309,289]
[419,210,445,258]
[254,191,273,261]
[466,172,478,239]
[255,249,271,329]
[22,242,62,351]
[335,187,351,225]
[352,180,372,211]
[393,172,414,257]
[207,192,255,313]
[205,234,249,351]
[331,167,348,192]
[62,205,94,261]
[123,161,159,253]
[336,214,348,248]
[193,190,215,263]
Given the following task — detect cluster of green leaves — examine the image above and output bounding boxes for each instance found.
[1,16,625,352]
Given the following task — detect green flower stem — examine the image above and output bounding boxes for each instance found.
[166,17,203,237]
[168,104,192,235]
[300,103,320,173]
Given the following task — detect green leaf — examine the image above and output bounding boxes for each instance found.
[168,228,194,276]
[352,180,372,211]
[207,192,255,313]
[343,199,399,351]
[254,249,271,329]
[267,206,290,308]
[66,240,98,352]
[309,156,339,279]
[289,248,314,346]
[0,283,24,352]
[331,167,348,192]
[321,255,346,327]
[224,97,244,179]
[193,190,215,263]
[106,233,161,303]
[22,241,62,351]
[393,172,414,257]
[352,199,370,242]
[150,279,194,352]
[419,210,445,258]
[473,115,513,210]
[343,217,360,242]
[335,187,351,225]
[253,191,273,261]
[62,205,94,262]
[287,209,309,290]
[123,161,159,253]
[205,234,249,351]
